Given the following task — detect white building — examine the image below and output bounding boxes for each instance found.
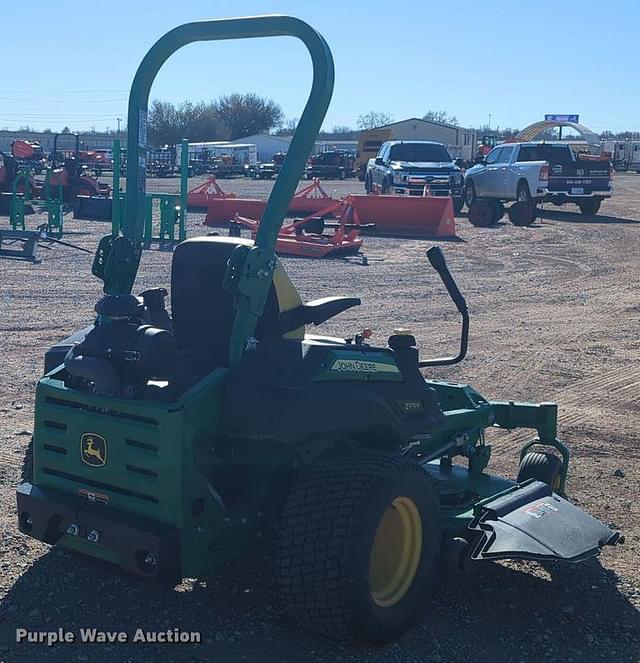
[230,134,292,161]
[366,118,477,160]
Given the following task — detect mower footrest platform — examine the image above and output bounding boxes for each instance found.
[16,482,181,584]
[469,481,622,563]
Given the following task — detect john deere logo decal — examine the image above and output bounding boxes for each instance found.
[81,433,107,467]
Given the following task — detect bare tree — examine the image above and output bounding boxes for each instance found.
[214,93,284,140]
[356,111,394,130]
[423,110,458,125]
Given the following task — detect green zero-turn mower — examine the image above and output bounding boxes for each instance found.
[16,15,623,644]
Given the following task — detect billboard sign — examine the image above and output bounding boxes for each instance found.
[545,114,579,123]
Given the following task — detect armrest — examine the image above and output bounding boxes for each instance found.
[280,296,361,334]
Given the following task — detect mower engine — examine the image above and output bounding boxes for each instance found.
[64,288,175,399]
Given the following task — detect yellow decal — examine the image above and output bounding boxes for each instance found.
[81,433,107,467]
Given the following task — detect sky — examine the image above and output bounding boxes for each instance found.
[2,0,639,135]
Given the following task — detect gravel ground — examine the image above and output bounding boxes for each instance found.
[0,174,639,662]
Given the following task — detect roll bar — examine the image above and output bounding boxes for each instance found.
[52,133,80,168]
[123,14,334,259]
[96,15,334,366]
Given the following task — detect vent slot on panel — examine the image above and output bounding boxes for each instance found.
[44,397,159,426]
[126,464,159,478]
[44,420,67,431]
[43,444,67,455]
[125,438,158,452]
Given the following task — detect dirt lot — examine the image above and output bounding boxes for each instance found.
[1,174,639,662]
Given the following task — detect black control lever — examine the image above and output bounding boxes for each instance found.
[420,246,469,367]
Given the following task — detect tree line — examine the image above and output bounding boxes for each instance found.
[4,101,638,143]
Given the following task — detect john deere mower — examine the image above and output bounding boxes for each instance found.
[16,16,622,644]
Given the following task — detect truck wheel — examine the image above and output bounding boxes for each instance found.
[364,174,373,194]
[463,180,477,208]
[452,196,464,215]
[467,200,495,227]
[275,450,441,644]
[578,198,602,215]
[517,452,563,492]
[516,180,532,204]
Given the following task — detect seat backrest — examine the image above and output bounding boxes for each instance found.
[171,236,299,367]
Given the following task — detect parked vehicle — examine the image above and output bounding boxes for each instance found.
[365,140,464,213]
[464,141,612,217]
[601,140,640,172]
[10,139,47,175]
[175,142,258,170]
[147,147,176,177]
[254,152,286,179]
[305,149,355,179]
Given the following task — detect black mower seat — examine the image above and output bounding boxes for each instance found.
[171,236,360,368]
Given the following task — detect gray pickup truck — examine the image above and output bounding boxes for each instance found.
[464,141,613,215]
[365,140,464,212]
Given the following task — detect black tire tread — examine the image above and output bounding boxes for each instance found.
[517,451,562,487]
[275,449,436,641]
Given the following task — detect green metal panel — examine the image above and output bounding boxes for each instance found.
[32,367,233,575]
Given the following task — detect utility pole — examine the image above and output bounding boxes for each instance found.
[488,113,492,133]
[117,118,122,134]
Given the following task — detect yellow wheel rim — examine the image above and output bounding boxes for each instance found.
[369,496,422,608]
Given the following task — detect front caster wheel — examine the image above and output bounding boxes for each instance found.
[517,451,563,491]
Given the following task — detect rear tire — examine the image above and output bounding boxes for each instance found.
[364,174,373,194]
[463,180,477,208]
[517,452,563,491]
[578,198,602,215]
[275,450,441,644]
[516,180,532,204]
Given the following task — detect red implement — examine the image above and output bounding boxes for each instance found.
[187,177,236,209]
[348,193,456,238]
[203,179,339,226]
[232,207,362,258]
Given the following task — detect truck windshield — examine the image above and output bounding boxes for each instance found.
[518,145,573,165]
[388,143,451,162]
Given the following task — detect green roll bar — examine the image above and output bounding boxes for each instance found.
[112,14,334,364]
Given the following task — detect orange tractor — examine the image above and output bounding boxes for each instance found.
[48,133,109,203]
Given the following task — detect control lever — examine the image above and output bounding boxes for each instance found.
[420,246,469,367]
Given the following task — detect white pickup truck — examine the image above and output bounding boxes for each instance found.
[464,141,613,216]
